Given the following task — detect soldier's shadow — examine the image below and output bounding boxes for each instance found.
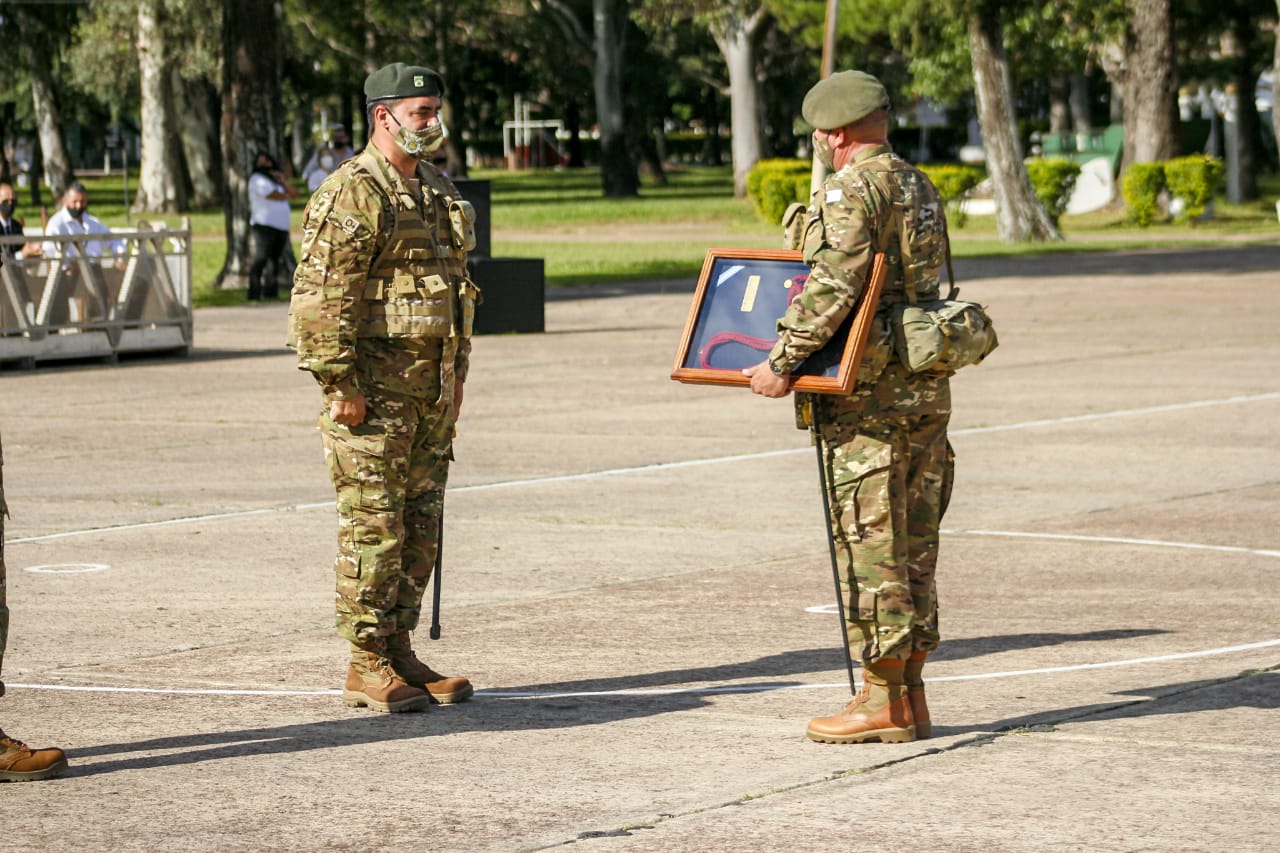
[67,626,1177,777]
[927,668,1279,739]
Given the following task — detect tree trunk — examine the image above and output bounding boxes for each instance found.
[26,61,73,200]
[1226,13,1264,199]
[1119,0,1177,166]
[701,84,723,167]
[593,0,638,196]
[711,7,766,198]
[217,0,286,289]
[1275,0,1280,168]
[135,0,186,214]
[1048,75,1070,136]
[174,74,222,208]
[1069,72,1092,135]
[967,12,1060,242]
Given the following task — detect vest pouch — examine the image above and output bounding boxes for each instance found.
[448,200,477,252]
[359,274,454,338]
[891,299,998,374]
[458,278,481,338]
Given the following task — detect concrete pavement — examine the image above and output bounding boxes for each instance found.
[1,245,1278,851]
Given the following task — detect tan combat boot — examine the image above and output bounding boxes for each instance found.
[806,659,916,744]
[343,640,431,713]
[386,631,473,704]
[905,651,931,738]
[1,728,69,782]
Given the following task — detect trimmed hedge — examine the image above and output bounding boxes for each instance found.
[1025,158,1081,227]
[920,164,984,226]
[1122,163,1166,227]
[747,158,812,223]
[1163,155,1224,223]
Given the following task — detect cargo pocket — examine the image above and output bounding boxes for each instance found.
[855,313,893,387]
[321,418,393,512]
[827,436,892,542]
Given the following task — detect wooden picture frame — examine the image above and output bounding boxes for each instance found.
[670,247,886,394]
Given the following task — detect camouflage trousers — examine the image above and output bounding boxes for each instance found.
[1,433,9,694]
[319,387,455,645]
[816,410,953,666]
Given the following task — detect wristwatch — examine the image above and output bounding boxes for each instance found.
[768,360,787,376]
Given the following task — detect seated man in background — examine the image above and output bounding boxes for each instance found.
[41,182,127,270]
[0,182,41,262]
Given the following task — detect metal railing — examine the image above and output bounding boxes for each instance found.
[1,220,193,367]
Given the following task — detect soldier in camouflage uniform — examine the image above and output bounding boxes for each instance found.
[0,431,69,780]
[289,63,479,713]
[745,71,954,744]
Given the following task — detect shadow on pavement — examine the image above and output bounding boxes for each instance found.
[930,666,1278,739]
[65,628,1219,777]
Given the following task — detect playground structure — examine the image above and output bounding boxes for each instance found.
[502,96,568,169]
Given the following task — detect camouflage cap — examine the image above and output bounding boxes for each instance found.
[801,70,890,130]
[364,63,446,103]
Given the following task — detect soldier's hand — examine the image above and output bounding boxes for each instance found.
[452,381,464,419]
[329,393,367,426]
[744,359,792,398]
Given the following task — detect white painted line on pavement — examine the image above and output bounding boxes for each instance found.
[8,638,1278,699]
[9,390,1279,546]
[943,528,1280,559]
[22,563,112,574]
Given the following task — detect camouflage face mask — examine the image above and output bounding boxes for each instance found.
[390,114,446,161]
[812,132,836,172]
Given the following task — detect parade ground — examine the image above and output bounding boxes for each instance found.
[2,244,1278,851]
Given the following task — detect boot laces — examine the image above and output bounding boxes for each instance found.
[1,734,30,751]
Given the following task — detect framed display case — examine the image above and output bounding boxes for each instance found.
[670,247,885,394]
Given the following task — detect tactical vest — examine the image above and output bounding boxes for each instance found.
[352,149,479,341]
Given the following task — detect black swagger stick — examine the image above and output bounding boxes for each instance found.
[429,506,443,640]
[811,421,858,695]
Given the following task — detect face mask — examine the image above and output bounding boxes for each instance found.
[389,112,445,160]
[812,132,836,172]
[318,154,335,171]
[0,201,13,217]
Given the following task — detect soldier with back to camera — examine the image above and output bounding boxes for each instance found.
[289,62,481,713]
[744,70,955,744]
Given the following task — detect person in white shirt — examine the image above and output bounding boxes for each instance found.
[248,152,298,300]
[302,125,356,193]
[41,182,126,269]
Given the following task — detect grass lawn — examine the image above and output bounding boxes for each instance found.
[26,164,1280,307]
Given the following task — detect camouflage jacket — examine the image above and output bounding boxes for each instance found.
[288,145,471,403]
[770,144,951,421]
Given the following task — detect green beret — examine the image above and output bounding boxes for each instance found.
[364,62,446,103]
[802,71,890,130]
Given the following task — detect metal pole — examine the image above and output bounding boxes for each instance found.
[820,0,838,79]
[429,507,444,640]
[812,423,858,695]
[810,0,840,194]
